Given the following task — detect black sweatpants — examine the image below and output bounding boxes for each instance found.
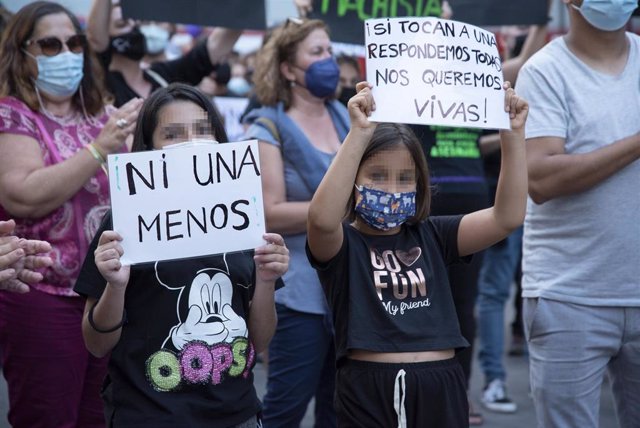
[335,358,468,428]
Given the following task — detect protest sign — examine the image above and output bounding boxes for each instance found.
[446,0,548,27]
[311,0,442,45]
[365,17,510,129]
[311,0,547,45]
[108,140,266,265]
[121,0,266,30]
[213,97,251,142]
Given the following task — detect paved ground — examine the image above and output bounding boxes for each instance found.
[0,292,619,428]
[0,342,619,428]
[253,345,618,428]
[252,340,619,428]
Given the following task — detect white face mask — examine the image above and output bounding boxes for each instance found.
[161,139,219,150]
[25,50,84,97]
[140,24,170,55]
[572,0,638,31]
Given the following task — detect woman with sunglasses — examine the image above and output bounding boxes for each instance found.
[241,18,348,428]
[0,2,142,427]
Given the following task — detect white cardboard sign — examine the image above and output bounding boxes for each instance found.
[365,17,510,130]
[107,140,265,265]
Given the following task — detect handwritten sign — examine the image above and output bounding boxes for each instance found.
[108,140,265,265]
[366,17,510,129]
[311,0,547,45]
[311,0,442,45]
[121,0,266,30]
[447,0,548,27]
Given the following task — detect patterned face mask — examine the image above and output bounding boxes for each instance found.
[354,184,416,231]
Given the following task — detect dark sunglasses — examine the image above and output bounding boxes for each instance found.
[24,34,87,57]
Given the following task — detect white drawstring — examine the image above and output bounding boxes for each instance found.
[393,369,407,428]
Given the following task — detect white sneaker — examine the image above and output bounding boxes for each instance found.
[481,379,517,413]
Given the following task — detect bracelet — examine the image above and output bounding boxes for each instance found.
[85,143,106,164]
[88,300,127,333]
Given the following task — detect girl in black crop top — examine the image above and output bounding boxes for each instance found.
[306,81,529,427]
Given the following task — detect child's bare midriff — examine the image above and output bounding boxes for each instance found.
[349,349,455,363]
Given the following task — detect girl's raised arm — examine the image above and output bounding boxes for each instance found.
[307,82,377,262]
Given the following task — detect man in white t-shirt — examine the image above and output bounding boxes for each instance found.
[516,0,640,427]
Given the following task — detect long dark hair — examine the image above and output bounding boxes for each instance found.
[346,123,431,224]
[131,83,228,152]
[0,1,109,115]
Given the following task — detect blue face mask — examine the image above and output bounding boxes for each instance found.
[354,185,417,231]
[26,51,84,97]
[297,57,340,98]
[573,0,638,31]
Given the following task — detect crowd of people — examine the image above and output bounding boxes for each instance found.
[0,0,638,427]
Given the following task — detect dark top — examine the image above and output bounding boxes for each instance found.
[411,125,488,195]
[100,39,215,107]
[74,213,279,428]
[306,216,470,364]
[482,134,502,203]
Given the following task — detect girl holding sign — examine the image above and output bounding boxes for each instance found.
[306,81,528,427]
[75,83,290,428]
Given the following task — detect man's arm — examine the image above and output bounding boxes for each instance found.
[527,134,640,204]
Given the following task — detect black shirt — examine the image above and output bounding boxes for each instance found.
[411,125,487,195]
[74,213,268,427]
[100,40,215,107]
[307,217,469,364]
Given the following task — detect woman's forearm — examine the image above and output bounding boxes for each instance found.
[1,149,104,219]
[264,201,310,235]
[86,0,112,53]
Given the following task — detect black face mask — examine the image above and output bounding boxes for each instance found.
[338,86,357,107]
[110,27,147,61]
[214,62,232,85]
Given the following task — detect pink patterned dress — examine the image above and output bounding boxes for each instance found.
[0,96,116,296]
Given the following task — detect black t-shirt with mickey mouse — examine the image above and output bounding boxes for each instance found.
[307,216,469,364]
[75,213,271,427]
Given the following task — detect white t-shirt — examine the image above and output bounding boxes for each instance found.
[516,34,640,306]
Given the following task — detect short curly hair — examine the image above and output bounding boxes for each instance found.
[252,18,328,109]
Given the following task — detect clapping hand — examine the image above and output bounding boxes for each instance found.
[0,219,52,293]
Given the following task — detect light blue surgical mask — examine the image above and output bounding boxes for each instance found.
[25,50,84,97]
[572,0,638,31]
[227,77,252,96]
[140,24,170,56]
